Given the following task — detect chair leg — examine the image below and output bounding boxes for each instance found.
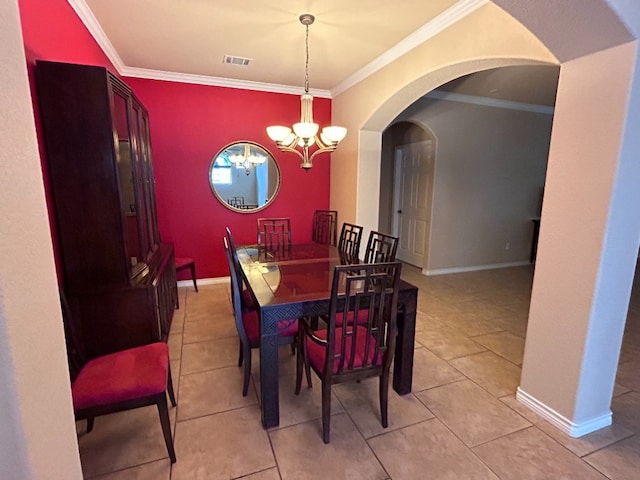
[380,372,390,429]
[156,395,176,463]
[242,343,252,397]
[295,335,303,395]
[190,263,198,292]
[322,381,332,444]
[238,339,244,367]
[167,365,177,407]
[86,417,94,433]
[304,340,312,389]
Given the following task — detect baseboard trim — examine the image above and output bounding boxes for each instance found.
[177,276,229,288]
[516,387,612,438]
[423,260,531,276]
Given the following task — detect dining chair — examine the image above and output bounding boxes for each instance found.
[364,231,399,263]
[225,226,256,312]
[257,217,292,251]
[60,293,177,463]
[295,261,403,443]
[337,222,363,260]
[175,256,197,310]
[312,210,338,246]
[223,236,298,396]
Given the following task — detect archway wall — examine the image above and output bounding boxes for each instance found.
[522,41,640,426]
[331,0,640,435]
[1,0,83,477]
[330,2,557,231]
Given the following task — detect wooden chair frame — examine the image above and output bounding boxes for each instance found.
[224,236,297,396]
[338,222,363,260]
[312,210,338,246]
[257,217,292,252]
[364,231,399,263]
[295,262,402,443]
[60,294,177,463]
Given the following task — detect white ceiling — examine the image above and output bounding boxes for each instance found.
[71,0,559,105]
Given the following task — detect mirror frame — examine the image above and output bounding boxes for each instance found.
[209,141,281,213]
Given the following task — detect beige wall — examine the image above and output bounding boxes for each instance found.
[0,0,83,478]
[330,3,556,236]
[330,0,640,435]
[522,41,640,424]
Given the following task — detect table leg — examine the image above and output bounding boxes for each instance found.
[260,309,280,428]
[393,287,417,394]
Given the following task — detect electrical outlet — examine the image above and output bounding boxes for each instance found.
[505,242,511,250]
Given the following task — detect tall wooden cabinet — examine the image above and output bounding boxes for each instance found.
[36,60,177,359]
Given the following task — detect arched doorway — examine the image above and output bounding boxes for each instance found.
[331,1,640,437]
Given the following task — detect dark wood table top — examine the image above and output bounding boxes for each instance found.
[237,243,417,308]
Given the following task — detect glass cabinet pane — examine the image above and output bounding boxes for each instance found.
[131,102,150,259]
[112,91,142,268]
[141,114,160,247]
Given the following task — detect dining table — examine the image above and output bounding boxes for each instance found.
[236,242,419,428]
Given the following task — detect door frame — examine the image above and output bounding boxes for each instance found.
[391,140,436,271]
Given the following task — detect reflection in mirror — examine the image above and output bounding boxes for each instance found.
[209,141,281,213]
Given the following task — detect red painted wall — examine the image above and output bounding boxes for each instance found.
[127,78,332,278]
[18,0,332,280]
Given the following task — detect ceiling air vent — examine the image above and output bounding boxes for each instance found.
[223,55,252,66]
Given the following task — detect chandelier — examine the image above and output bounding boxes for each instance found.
[229,143,266,175]
[266,14,347,171]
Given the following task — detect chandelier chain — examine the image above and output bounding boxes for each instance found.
[304,22,310,93]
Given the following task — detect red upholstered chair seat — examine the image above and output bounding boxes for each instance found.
[242,289,255,310]
[306,326,383,374]
[174,257,192,270]
[72,342,169,411]
[174,256,198,301]
[242,310,298,343]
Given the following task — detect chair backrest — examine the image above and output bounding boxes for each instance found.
[312,210,338,246]
[223,236,250,345]
[257,217,292,251]
[225,226,248,309]
[338,222,363,259]
[59,291,86,381]
[228,196,245,207]
[365,231,399,263]
[325,262,402,378]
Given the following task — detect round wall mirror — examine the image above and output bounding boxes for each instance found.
[209,141,281,213]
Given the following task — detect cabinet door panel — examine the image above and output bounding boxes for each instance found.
[113,90,143,268]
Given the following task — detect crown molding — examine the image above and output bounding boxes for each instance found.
[331,0,489,97]
[426,90,555,114]
[67,0,125,72]
[119,66,331,98]
[70,0,485,99]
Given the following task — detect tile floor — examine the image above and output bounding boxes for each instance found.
[78,263,640,479]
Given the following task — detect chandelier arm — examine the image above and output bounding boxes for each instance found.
[275,143,305,161]
[308,140,337,162]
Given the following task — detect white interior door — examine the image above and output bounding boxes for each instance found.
[392,141,433,267]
